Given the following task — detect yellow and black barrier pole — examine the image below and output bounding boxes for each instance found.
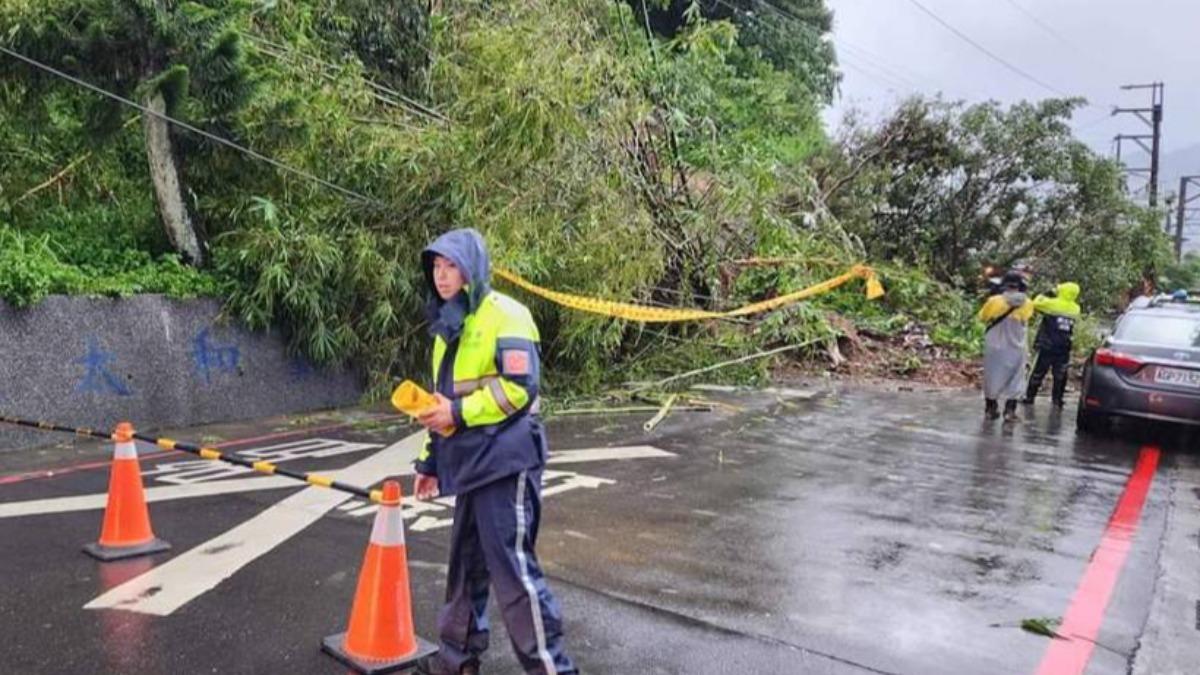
[0,415,385,504]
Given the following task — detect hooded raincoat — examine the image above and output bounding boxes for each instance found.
[414,228,546,496]
[414,229,577,675]
[978,290,1035,400]
[1032,282,1081,355]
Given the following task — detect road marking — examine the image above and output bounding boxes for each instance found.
[547,445,675,464]
[78,441,672,614]
[141,438,382,484]
[541,470,614,497]
[0,416,403,486]
[0,438,382,518]
[83,432,423,616]
[0,476,299,518]
[1035,445,1161,675]
[0,437,674,615]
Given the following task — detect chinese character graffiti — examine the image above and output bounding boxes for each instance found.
[75,337,132,396]
[191,328,241,384]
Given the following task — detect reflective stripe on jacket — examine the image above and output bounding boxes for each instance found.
[415,228,548,494]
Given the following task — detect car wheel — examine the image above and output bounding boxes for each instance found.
[1076,402,1108,434]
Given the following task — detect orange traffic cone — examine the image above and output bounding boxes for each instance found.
[82,422,171,561]
[322,480,437,674]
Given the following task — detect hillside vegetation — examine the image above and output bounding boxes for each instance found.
[0,1,1174,394]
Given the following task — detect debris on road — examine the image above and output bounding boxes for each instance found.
[643,394,680,433]
[1020,617,1065,640]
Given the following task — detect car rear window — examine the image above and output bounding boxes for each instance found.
[1115,312,1200,348]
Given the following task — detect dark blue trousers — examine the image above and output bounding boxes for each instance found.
[437,469,577,674]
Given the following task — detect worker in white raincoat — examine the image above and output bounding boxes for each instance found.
[978,271,1035,422]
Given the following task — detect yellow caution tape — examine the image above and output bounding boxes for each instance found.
[492,264,885,323]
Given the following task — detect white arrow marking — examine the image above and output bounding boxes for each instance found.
[83,431,423,616]
[547,445,675,465]
[540,470,615,497]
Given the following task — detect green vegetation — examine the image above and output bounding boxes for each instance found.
[1161,252,1200,291]
[0,1,1175,395]
[819,97,1171,309]
[0,223,221,308]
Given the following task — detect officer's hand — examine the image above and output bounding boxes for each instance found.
[418,394,455,433]
[414,474,439,501]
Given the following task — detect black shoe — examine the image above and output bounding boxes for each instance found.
[1051,398,1065,408]
[415,655,479,675]
[985,400,1000,420]
[1003,400,1019,423]
[1021,397,1035,406]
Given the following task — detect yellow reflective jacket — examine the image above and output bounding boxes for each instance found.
[1032,282,1081,353]
[978,293,1035,325]
[1033,282,1082,319]
[414,229,546,495]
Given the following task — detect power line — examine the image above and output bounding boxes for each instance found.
[995,0,1124,114]
[740,0,1001,103]
[901,0,1070,98]
[839,59,909,92]
[836,42,923,91]
[0,44,389,209]
[1074,110,1115,134]
[714,0,927,94]
[239,32,449,125]
[758,0,1115,116]
[997,0,1082,56]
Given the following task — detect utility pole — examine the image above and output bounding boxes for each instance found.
[1175,176,1200,260]
[1113,82,1164,207]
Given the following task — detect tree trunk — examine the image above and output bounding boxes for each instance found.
[142,91,205,266]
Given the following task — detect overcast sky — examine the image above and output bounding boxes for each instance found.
[823,0,1200,179]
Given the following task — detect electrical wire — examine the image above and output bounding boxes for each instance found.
[901,0,1069,98]
[711,0,918,93]
[0,44,391,210]
[997,0,1083,57]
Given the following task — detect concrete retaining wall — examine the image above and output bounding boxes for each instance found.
[0,295,363,451]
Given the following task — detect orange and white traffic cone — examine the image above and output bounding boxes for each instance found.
[322,480,437,674]
[82,422,171,561]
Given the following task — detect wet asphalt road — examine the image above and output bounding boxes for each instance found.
[0,385,1197,675]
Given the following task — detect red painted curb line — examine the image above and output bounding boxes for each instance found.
[1034,445,1161,675]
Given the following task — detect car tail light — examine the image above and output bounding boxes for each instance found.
[1095,348,1144,373]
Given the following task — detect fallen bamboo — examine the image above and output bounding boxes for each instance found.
[630,337,826,392]
[643,393,679,432]
[549,404,711,417]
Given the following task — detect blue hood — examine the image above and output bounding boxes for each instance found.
[422,228,491,341]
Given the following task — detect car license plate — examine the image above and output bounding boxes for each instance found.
[1154,366,1200,389]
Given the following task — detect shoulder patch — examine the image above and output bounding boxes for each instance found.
[502,349,531,376]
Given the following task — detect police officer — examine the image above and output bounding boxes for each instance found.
[413,228,578,675]
[1023,282,1081,407]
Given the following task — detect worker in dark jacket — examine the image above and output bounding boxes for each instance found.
[1023,282,1082,407]
[413,229,577,675]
